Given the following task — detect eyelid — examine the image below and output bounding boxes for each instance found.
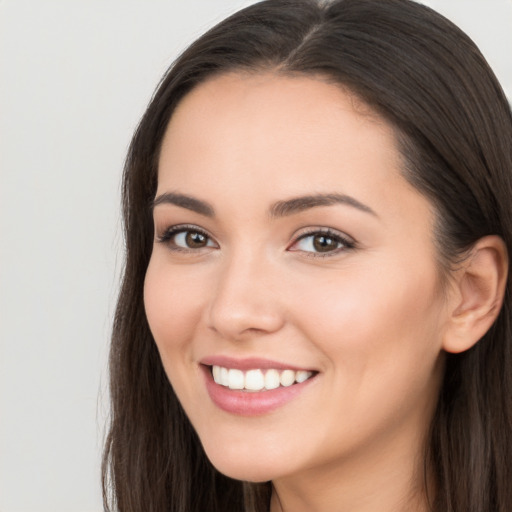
[155,224,355,256]
[288,227,356,256]
[156,223,218,251]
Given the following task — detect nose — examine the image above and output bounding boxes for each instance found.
[207,251,285,341]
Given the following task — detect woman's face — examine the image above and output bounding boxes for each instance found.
[144,73,450,484]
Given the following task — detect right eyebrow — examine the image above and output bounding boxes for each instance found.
[151,192,215,217]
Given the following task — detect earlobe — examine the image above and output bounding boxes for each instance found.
[442,235,508,354]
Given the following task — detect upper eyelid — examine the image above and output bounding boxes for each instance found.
[157,223,212,237]
[156,223,355,249]
[288,228,357,256]
[156,224,218,246]
[291,227,355,243]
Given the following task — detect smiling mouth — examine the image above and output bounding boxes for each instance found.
[210,365,316,392]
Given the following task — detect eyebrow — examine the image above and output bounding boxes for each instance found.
[151,192,215,217]
[269,193,377,218]
[151,191,377,218]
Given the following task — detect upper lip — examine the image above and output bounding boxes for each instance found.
[200,355,316,372]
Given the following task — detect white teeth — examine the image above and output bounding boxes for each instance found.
[211,365,314,391]
[245,369,265,391]
[296,370,310,383]
[228,369,245,390]
[220,367,229,387]
[280,369,295,387]
[264,369,280,390]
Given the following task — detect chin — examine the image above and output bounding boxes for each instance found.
[203,444,287,483]
[211,461,277,483]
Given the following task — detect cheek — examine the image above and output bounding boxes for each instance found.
[290,258,445,378]
[143,258,212,412]
[284,262,446,453]
[143,258,206,354]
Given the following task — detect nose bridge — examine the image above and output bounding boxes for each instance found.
[207,244,284,340]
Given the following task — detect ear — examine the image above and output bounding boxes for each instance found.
[443,235,508,354]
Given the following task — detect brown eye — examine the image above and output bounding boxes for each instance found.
[185,231,209,248]
[289,229,354,256]
[158,227,217,250]
[312,234,339,253]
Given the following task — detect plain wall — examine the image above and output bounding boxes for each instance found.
[0,1,510,511]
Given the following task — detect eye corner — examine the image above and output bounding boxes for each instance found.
[288,227,356,257]
[155,223,218,253]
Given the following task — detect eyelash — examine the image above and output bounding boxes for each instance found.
[289,228,355,258]
[156,224,216,253]
[156,225,355,257]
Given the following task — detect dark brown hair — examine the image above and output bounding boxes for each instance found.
[102,1,512,511]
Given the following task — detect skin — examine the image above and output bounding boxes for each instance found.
[144,72,457,512]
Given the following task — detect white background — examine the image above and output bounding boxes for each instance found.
[0,1,510,511]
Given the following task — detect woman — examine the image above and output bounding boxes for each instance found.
[102,0,512,510]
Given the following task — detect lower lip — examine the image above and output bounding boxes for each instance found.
[201,365,316,416]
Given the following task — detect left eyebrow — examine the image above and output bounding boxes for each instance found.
[269,193,377,218]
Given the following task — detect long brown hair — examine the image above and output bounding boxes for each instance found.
[102,1,512,510]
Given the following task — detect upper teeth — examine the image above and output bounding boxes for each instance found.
[211,365,313,391]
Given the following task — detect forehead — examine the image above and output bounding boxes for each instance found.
[157,72,431,227]
[162,72,390,157]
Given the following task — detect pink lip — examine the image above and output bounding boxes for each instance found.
[200,355,313,372]
[199,360,317,417]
